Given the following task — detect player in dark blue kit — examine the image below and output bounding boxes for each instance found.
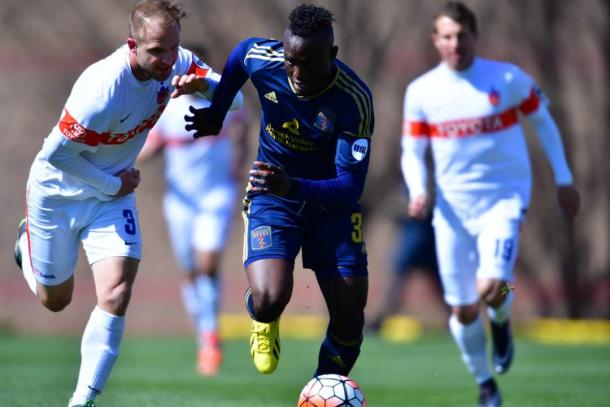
[185,4,374,376]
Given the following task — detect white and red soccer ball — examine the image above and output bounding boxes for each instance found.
[297,374,366,407]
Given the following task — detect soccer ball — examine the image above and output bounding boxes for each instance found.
[297,374,366,406]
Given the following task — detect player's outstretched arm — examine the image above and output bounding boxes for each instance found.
[185,40,250,138]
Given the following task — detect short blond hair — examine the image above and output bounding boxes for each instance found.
[129,0,187,40]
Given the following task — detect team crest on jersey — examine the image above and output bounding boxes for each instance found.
[194,58,208,69]
[251,226,272,250]
[488,87,501,106]
[314,109,335,133]
[157,85,169,104]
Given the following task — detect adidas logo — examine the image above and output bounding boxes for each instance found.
[264,91,278,103]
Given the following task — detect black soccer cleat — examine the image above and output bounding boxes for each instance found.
[14,218,26,270]
[478,378,502,407]
[490,320,514,374]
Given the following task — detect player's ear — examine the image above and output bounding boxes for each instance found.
[127,37,137,52]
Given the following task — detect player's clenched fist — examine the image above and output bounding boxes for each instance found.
[115,168,141,197]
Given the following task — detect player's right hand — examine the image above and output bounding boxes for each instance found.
[408,193,430,219]
[184,105,222,138]
[115,168,141,197]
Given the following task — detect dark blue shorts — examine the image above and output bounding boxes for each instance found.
[393,217,438,275]
[242,194,368,278]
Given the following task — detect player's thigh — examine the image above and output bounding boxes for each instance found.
[192,186,237,252]
[242,195,302,268]
[26,189,80,286]
[301,206,367,278]
[163,193,196,270]
[476,217,521,282]
[81,195,142,266]
[433,215,478,306]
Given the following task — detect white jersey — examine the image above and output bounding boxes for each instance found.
[28,45,218,201]
[148,96,248,200]
[401,57,572,218]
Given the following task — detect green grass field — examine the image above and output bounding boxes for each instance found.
[1,333,608,406]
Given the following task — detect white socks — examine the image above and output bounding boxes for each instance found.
[194,275,220,334]
[449,314,492,384]
[488,291,514,324]
[181,275,220,346]
[18,233,38,295]
[71,306,125,404]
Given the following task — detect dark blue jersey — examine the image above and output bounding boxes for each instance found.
[239,37,374,183]
[205,37,374,207]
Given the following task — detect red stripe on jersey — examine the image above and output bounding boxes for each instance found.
[405,108,519,139]
[58,109,105,146]
[403,120,430,138]
[186,60,210,78]
[60,105,166,146]
[519,87,540,115]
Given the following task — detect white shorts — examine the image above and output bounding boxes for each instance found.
[163,184,236,271]
[433,196,524,306]
[26,185,141,286]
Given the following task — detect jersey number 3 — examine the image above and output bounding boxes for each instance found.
[351,212,363,243]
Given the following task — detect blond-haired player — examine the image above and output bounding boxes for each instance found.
[13,1,241,405]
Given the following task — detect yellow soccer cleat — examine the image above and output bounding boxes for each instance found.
[249,319,280,374]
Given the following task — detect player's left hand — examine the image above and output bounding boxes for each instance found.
[184,106,222,138]
[248,161,291,197]
[557,184,580,221]
[170,74,208,98]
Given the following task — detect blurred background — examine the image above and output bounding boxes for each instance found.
[0,0,608,337]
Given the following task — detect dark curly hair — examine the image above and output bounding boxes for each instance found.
[288,4,335,37]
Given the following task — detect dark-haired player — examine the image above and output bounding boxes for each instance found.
[186,4,374,377]
[401,2,580,406]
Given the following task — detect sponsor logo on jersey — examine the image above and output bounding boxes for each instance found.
[351,138,369,161]
[59,105,167,146]
[251,226,272,250]
[488,87,501,106]
[282,118,300,135]
[264,91,278,103]
[157,85,169,104]
[314,109,334,133]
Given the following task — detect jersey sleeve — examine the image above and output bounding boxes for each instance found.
[242,37,284,77]
[400,82,430,198]
[43,68,122,195]
[506,64,544,115]
[58,67,115,149]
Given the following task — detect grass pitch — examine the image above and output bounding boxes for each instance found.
[0,333,608,406]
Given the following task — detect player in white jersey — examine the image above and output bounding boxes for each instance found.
[400,2,580,406]
[138,44,249,376]
[12,1,242,406]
